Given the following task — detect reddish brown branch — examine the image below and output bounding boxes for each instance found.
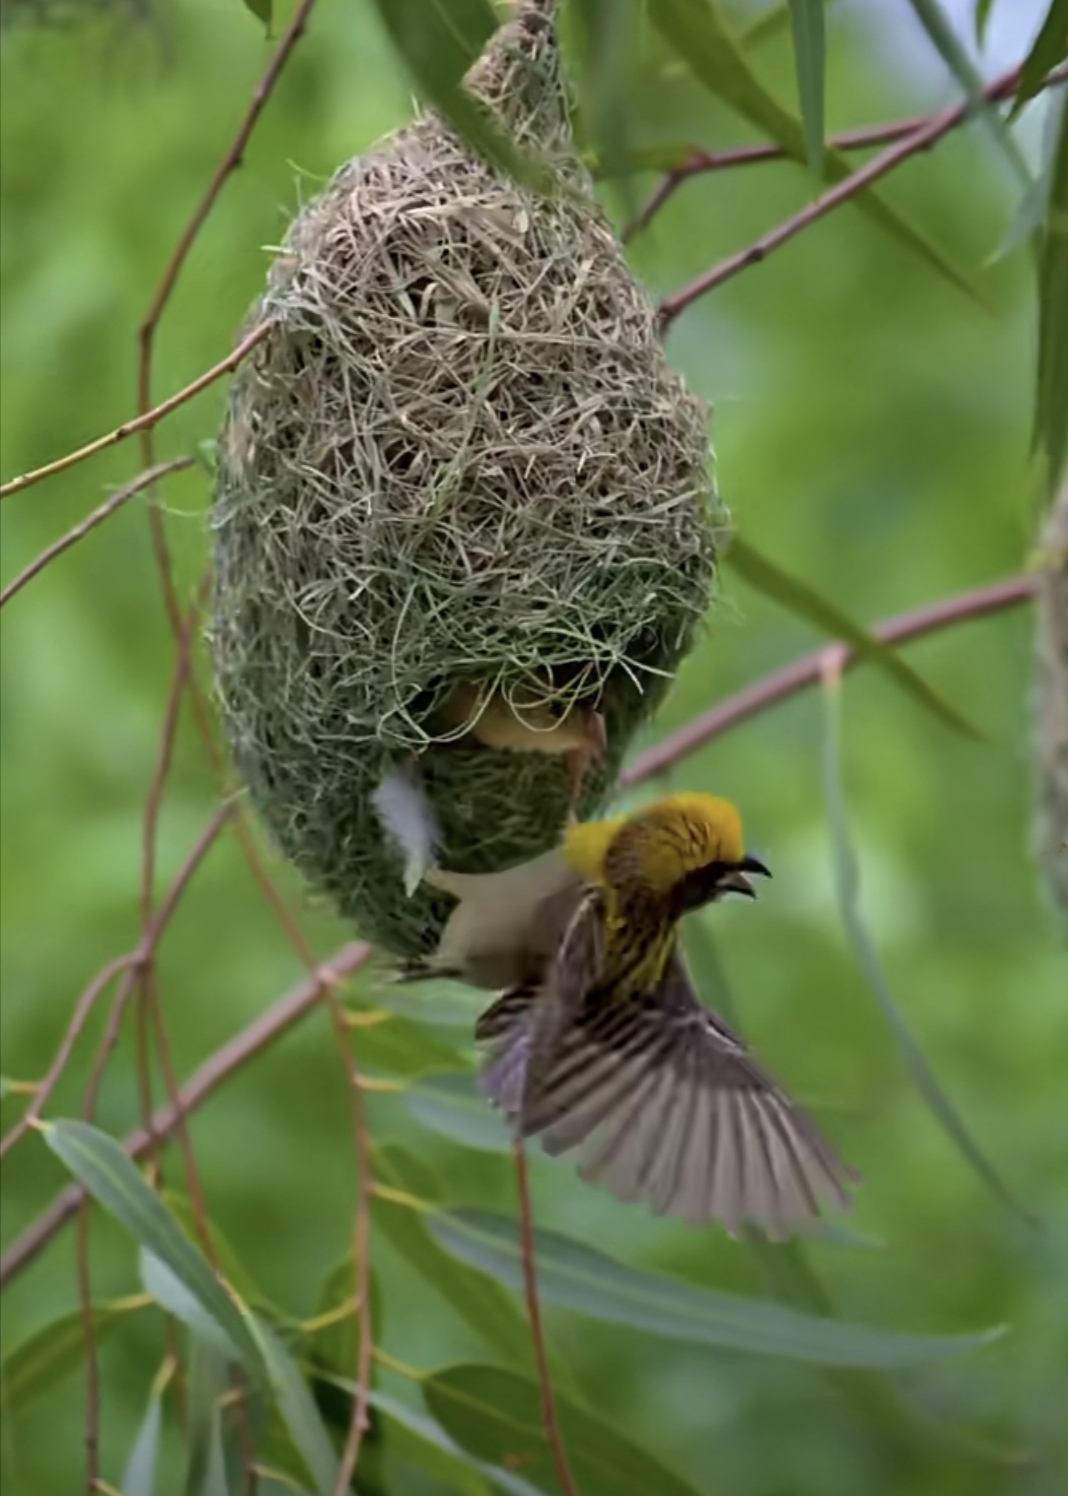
[0,326,267,502]
[134,593,204,1184]
[513,1140,580,1496]
[623,573,1037,785]
[136,0,317,399]
[0,954,137,1163]
[625,63,1061,243]
[657,63,1068,329]
[0,575,1032,1286]
[0,944,369,1288]
[0,459,194,609]
[0,806,234,1171]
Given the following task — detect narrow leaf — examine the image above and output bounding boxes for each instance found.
[41,1119,266,1381]
[371,1391,530,1496]
[405,1072,512,1152]
[727,536,981,739]
[372,1144,531,1365]
[740,0,839,50]
[904,0,1031,185]
[183,1341,228,1496]
[241,0,272,36]
[0,1298,147,1417]
[1014,0,1068,115]
[787,0,826,173]
[1036,88,1068,493]
[249,1320,340,1496]
[820,677,1036,1223]
[424,1364,702,1496]
[140,1250,236,1359]
[429,1209,1005,1367]
[975,0,997,44]
[122,1380,164,1496]
[647,0,986,303]
[370,0,547,189]
[571,0,641,207]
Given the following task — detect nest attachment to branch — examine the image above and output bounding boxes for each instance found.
[210,0,722,955]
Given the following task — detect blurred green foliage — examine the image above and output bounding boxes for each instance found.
[1,1,1066,1494]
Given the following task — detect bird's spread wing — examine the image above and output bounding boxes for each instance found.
[478,952,858,1238]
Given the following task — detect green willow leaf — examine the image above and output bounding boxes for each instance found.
[249,1320,340,1496]
[140,1250,236,1359]
[1013,0,1068,115]
[183,1340,229,1496]
[41,1119,267,1381]
[821,679,1037,1224]
[787,0,826,173]
[424,1364,702,1496]
[370,0,547,189]
[430,1209,1005,1367]
[904,0,1031,185]
[0,1297,148,1418]
[727,535,981,739]
[372,1143,531,1365]
[371,1390,536,1496]
[975,0,997,44]
[1036,89,1068,493]
[647,0,986,303]
[241,0,271,37]
[740,0,839,50]
[122,1380,164,1496]
[405,1072,511,1152]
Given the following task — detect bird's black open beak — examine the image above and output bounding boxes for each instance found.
[718,854,772,900]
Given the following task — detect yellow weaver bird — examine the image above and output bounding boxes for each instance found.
[402,792,859,1238]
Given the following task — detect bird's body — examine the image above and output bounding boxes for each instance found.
[398,792,859,1236]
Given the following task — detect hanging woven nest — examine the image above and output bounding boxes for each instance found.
[1034,481,1068,931]
[210,0,723,956]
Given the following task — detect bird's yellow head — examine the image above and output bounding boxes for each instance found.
[563,792,769,906]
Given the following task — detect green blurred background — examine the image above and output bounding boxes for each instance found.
[1,1,1065,1493]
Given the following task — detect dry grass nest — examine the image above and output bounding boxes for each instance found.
[210,0,723,955]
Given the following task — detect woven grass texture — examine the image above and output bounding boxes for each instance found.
[210,0,722,955]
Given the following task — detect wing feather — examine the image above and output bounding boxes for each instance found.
[484,951,858,1235]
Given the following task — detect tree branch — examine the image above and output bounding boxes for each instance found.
[0,327,267,502]
[0,459,194,609]
[622,574,1037,786]
[513,1140,580,1496]
[0,944,370,1288]
[657,64,1068,330]
[625,62,1063,243]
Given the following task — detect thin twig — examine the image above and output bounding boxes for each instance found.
[75,1197,99,1496]
[657,64,1068,329]
[625,62,1062,243]
[325,993,376,1495]
[512,1139,579,1496]
[622,574,1037,785]
[136,0,318,401]
[0,325,267,502]
[0,573,1033,1285]
[0,955,138,1162]
[79,805,236,1125]
[0,459,194,609]
[67,817,230,1496]
[0,943,370,1288]
[134,593,205,1190]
